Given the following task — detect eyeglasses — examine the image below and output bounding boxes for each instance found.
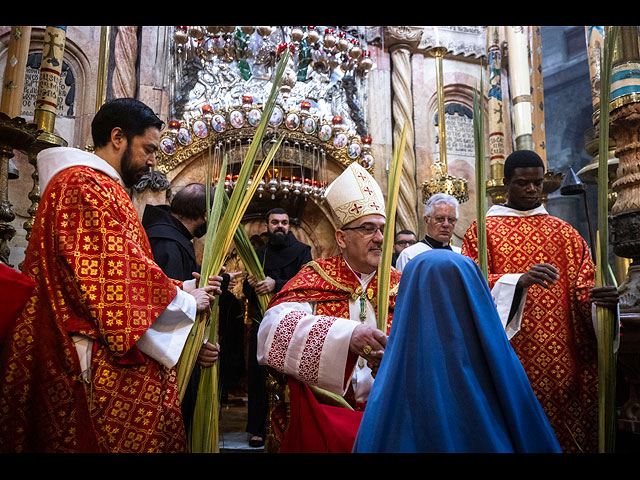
[430,216,458,226]
[395,240,417,246]
[341,222,385,236]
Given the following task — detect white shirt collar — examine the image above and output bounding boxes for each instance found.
[37,146,124,192]
[486,204,548,217]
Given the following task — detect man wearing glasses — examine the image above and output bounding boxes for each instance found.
[391,230,417,267]
[256,162,401,453]
[395,193,461,272]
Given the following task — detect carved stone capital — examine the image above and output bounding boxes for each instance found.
[385,26,423,53]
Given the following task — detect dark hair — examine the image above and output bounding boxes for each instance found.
[91,98,164,149]
[170,183,208,220]
[503,150,545,180]
[266,207,288,222]
[395,230,416,240]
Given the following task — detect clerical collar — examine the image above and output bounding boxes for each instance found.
[422,234,452,250]
[343,258,376,287]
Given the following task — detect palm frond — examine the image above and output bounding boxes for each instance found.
[176,48,291,453]
[596,25,618,454]
[377,122,407,332]
[473,77,488,280]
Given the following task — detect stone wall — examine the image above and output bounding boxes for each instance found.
[0,26,553,268]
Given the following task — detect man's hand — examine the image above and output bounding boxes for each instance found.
[590,286,619,309]
[197,341,220,368]
[349,324,387,371]
[190,272,223,295]
[191,286,216,314]
[226,271,243,290]
[516,263,559,290]
[253,276,276,296]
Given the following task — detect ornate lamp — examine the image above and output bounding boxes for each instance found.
[422,44,469,205]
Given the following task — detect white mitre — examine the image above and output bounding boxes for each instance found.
[324,162,386,228]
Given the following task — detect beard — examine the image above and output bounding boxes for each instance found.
[269,229,288,247]
[192,221,208,239]
[120,144,150,188]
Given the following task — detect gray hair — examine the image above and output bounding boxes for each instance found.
[424,193,459,217]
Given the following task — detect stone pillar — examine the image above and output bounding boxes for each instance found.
[112,26,139,99]
[607,26,640,439]
[385,26,422,235]
[529,26,547,163]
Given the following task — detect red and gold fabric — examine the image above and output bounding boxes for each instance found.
[462,207,598,453]
[258,255,401,452]
[0,165,188,453]
[269,255,399,334]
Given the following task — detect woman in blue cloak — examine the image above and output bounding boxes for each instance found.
[353,249,561,453]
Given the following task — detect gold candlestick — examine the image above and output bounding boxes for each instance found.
[422,43,468,204]
[433,46,448,171]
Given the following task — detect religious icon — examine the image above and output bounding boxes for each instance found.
[302,116,316,134]
[348,142,362,159]
[270,107,283,127]
[160,137,177,155]
[230,110,244,129]
[178,128,192,146]
[318,124,332,142]
[212,114,226,132]
[248,108,261,126]
[193,120,208,138]
[334,133,348,149]
[360,153,374,169]
[286,113,300,130]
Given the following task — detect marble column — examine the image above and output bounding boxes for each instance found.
[112,26,139,100]
[506,26,534,152]
[385,26,422,235]
[529,26,547,164]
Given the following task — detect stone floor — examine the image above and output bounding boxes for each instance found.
[218,394,264,453]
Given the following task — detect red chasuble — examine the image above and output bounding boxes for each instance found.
[462,212,598,453]
[266,255,401,453]
[0,166,187,453]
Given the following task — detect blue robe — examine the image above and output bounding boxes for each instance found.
[353,250,561,453]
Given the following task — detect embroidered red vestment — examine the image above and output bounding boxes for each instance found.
[269,255,400,335]
[0,166,187,453]
[265,255,401,452]
[462,214,598,453]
